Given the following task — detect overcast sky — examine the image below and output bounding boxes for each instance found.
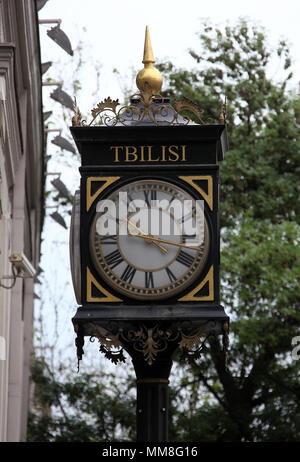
[39,0,300,107]
[36,0,300,368]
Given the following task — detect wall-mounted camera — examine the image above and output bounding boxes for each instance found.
[8,252,36,278]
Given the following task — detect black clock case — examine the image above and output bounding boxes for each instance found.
[70,124,229,325]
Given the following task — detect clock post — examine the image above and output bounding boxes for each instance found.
[69,27,229,442]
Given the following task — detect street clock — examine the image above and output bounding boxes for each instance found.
[69,26,229,442]
[69,26,229,371]
[70,121,227,323]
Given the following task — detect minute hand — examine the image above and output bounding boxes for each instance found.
[128,233,200,251]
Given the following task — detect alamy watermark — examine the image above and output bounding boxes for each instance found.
[95,193,205,244]
[291,336,300,360]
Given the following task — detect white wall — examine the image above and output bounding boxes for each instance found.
[0,0,43,442]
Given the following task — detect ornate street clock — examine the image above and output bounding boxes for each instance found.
[69,27,229,442]
[70,123,228,321]
[69,26,229,373]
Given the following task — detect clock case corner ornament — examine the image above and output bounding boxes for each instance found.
[69,123,229,327]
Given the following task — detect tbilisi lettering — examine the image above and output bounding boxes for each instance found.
[110,145,187,162]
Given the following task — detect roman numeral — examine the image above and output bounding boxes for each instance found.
[182,234,196,243]
[165,267,177,283]
[143,189,157,206]
[178,206,196,223]
[176,250,195,267]
[127,194,134,204]
[143,190,151,207]
[145,271,154,288]
[101,235,117,245]
[121,265,136,283]
[166,196,176,210]
[105,249,123,269]
[151,190,157,201]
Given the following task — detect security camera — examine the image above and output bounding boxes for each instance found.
[8,252,37,278]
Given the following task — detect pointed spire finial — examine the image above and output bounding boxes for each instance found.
[136,26,163,95]
[143,25,155,64]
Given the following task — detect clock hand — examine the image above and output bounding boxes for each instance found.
[112,199,168,255]
[103,211,167,254]
[126,218,168,254]
[128,232,201,251]
[99,208,168,254]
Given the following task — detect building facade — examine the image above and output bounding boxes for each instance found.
[0,0,44,441]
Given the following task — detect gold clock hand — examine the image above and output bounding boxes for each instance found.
[128,232,201,251]
[126,218,168,254]
[100,211,168,254]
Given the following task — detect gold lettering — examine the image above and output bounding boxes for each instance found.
[110,145,188,162]
[147,146,159,162]
[110,146,123,162]
[125,146,138,162]
[168,145,179,161]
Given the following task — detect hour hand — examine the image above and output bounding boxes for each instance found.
[126,219,168,254]
[128,232,201,250]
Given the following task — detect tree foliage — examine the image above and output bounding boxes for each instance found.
[27,358,136,442]
[159,18,300,442]
[29,19,300,442]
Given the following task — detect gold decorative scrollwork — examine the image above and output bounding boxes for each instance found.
[219,99,227,124]
[87,323,126,364]
[72,88,210,128]
[120,324,180,365]
[173,96,205,124]
[178,330,206,350]
[74,320,228,367]
[177,327,211,361]
[90,97,120,125]
[72,98,83,127]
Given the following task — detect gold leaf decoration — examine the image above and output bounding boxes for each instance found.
[140,84,154,108]
[91,97,119,119]
[72,98,83,126]
[88,323,122,350]
[179,331,205,350]
[173,96,204,123]
[72,91,224,127]
[119,324,179,366]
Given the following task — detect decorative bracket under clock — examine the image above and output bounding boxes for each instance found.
[73,320,229,369]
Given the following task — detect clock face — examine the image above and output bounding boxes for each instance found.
[89,179,209,300]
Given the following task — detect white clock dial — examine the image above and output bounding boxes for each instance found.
[89,180,209,300]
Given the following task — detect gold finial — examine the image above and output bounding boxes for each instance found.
[219,98,227,124]
[142,25,155,64]
[136,26,163,95]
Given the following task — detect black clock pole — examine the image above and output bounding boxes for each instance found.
[121,328,179,442]
[135,360,171,442]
